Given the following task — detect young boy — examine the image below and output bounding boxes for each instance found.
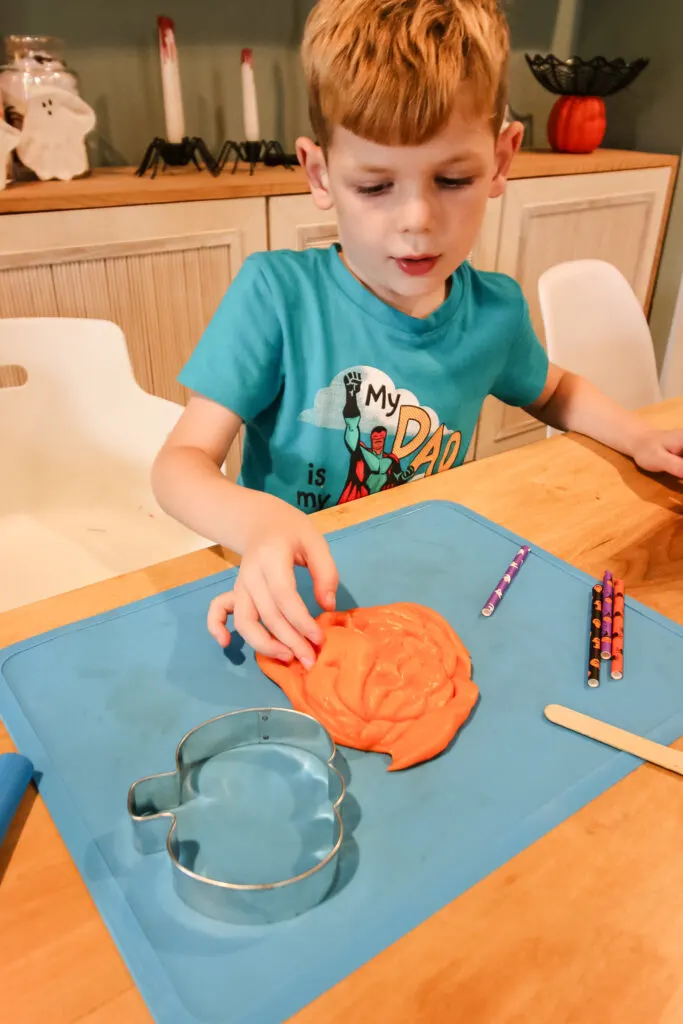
[153,0,683,669]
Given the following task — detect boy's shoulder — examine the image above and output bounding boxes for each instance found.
[457,262,528,335]
[243,246,331,289]
[459,261,525,310]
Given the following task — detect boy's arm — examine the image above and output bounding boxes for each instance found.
[153,393,260,550]
[152,395,337,665]
[526,364,683,476]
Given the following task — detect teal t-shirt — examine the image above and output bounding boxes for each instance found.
[178,245,548,513]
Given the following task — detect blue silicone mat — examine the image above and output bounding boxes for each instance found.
[2,501,683,1024]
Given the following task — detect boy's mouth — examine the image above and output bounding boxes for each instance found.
[394,254,440,277]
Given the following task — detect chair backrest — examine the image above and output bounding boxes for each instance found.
[660,271,683,400]
[0,317,183,467]
[538,260,662,410]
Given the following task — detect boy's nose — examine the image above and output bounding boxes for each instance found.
[398,196,433,235]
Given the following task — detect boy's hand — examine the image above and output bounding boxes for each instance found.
[207,507,338,668]
[528,368,683,480]
[631,428,683,478]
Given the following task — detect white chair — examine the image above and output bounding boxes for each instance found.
[0,317,209,612]
[538,260,662,436]
[660,271,683,400]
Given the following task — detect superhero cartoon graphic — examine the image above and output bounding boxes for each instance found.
[338,371,415,504]
[297,364,463,513]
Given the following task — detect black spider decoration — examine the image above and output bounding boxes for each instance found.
[136,136,219,178]
[262,140,299,169]
[215,139,297,175]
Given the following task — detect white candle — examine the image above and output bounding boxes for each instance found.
[241,49,260,142]
[158,17,185,143]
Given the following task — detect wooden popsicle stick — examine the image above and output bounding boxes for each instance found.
[544,704,683,777]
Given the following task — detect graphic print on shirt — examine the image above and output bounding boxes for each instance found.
[298,366,462,509]
[337,371,416,503]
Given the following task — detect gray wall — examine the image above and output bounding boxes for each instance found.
[507,0,565,147]
[3,0,563,165]
[577,0,683,156]
[3,0,316,165]
[578,0,683,364]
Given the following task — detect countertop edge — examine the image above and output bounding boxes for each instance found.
[0,150,678,216]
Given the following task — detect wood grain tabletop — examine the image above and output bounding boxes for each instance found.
[1,398,682,1024]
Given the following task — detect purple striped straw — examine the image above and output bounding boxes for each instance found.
[481,545,530,617]
[601,571,614,659]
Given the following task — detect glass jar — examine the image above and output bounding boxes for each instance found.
[0,35,84,181]
[1,36,79,117]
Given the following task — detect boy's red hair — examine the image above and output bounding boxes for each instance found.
[302,0,510,151]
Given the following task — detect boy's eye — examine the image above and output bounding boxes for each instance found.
[355,182,392,196]
[436,176,475,189]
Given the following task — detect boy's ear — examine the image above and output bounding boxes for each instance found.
[296,136,334,211]
[489,121,524,199]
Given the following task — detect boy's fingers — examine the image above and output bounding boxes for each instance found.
[302,532,339,611]
[249,571,318,668]
[233,590,294,663]
[658,449,683,478]
[663,429,683,453]
[207,592,235,647]
[265,560,324,646]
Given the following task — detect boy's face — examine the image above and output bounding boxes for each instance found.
[298,108,522,318]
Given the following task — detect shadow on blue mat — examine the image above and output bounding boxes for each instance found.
[167,581,359,693]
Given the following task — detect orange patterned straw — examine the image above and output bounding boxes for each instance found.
[611,579,625,680]
[600,571,614,659]
[587,583,603,688]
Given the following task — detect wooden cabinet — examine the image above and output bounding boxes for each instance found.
[0,198,268,406]
[0,158,676,475]
[268,194,338,251]
[474,166,671,459]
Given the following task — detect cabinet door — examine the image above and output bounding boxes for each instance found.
[0,198,267,482]
[0,198,267,402]
[475,166,672,460]
[268,193,338,251]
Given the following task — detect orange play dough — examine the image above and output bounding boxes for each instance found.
[256,603,478,771]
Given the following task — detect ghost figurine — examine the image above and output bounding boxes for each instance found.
[0,118,21,189]
[16,86,95,181]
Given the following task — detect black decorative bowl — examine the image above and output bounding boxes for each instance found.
[525,54,649,97]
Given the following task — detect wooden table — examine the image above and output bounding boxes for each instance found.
[2,398,683,1024]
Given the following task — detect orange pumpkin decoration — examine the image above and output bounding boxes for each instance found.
[547,96,606,154]
[257,603,478,771]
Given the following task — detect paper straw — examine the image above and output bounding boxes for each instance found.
[481,545,530,617]
[600,571,614,659]
[611,579,625,679]
[588,583,603,688]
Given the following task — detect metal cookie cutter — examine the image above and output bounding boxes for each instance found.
[128,707,345,925]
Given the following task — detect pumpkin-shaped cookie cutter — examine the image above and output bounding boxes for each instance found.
[127,707,345,924]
